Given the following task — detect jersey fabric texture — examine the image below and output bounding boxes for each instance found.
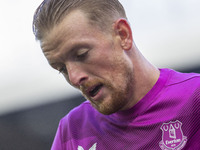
[51,68,200,150]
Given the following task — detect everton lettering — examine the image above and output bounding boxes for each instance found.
[166,139,181,145]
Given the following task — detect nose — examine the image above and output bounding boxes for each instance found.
[66,63,88,88]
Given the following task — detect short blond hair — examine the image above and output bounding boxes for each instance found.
[32,0,127,41]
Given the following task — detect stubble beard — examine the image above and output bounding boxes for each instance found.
[82,69,134,115]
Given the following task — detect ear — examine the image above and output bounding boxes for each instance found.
[113,19,133,50]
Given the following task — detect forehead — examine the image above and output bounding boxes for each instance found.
[41,10,94,52]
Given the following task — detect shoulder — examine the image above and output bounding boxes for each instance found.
[164,68,200,86]
[51,101,99,148]
[58,101,99,138]
[164,68,200,106]
[61,101,95,126]
[159,69,200,105]
[56,101,104,145]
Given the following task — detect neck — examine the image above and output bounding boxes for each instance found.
[126,46,160,109]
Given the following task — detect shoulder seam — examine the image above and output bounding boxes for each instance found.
[167,75,200,86]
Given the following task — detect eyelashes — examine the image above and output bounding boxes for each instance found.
[75,48,89,61]
[76,50,89,60]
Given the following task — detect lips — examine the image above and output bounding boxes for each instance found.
[88,84,103,98]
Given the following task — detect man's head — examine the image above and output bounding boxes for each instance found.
[33,0,127,41]
[33,0,155,115]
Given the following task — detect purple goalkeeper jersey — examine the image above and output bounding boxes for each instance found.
[51,68,200,150]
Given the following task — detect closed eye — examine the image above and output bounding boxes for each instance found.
[75,48,89,60]
[76,51,88,59]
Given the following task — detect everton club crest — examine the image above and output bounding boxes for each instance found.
[159,120,187,150]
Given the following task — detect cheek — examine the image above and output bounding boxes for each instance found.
[87,56,114,76]
[87,44,123,77]
[89,60,116,78]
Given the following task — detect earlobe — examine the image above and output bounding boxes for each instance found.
[114,18,133,50]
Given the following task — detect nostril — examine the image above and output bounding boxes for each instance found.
[78,77,88,86]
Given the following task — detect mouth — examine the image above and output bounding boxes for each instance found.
[88,84,103,98]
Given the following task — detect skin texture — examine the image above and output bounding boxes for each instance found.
[41,10,160,115]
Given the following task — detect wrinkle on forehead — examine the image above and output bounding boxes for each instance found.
[41,10,88,54]
[41,27,69,54]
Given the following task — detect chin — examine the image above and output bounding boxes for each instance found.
[98,109,116,115]
[95,102,123,115]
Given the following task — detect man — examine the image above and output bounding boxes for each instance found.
[33,0,200,149]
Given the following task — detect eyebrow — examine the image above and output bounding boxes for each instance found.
[42,39,62,53]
